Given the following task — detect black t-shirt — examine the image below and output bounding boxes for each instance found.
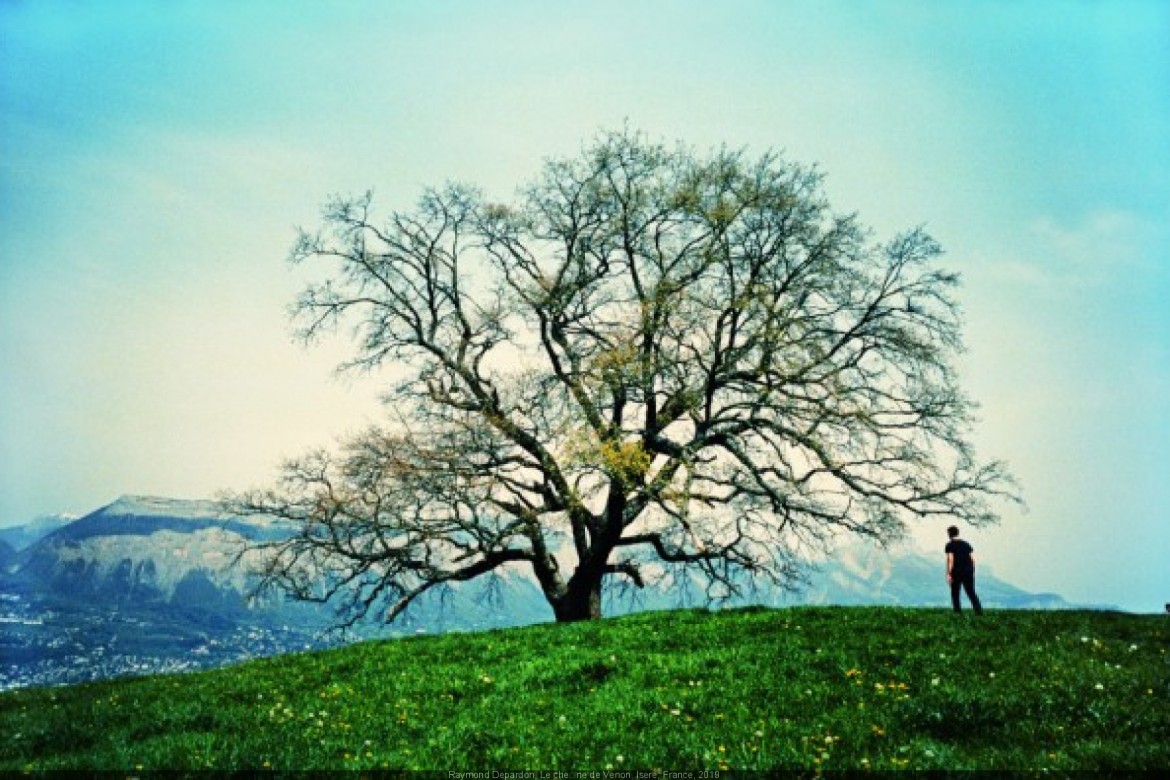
[945,539,975,576]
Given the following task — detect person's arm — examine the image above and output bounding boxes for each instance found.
[946,552,954,583]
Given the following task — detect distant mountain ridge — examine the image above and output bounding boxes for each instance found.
[0,495,1078,690]
[11,496,284,602]
[0,496,548,690]
[0,513,77,552]
[3,495,1078,613]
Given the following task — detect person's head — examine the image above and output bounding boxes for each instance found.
[947,525,960,539]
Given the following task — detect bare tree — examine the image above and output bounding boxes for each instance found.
[227,129,1019,624]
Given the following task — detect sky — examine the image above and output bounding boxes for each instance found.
[1,0,1167,612]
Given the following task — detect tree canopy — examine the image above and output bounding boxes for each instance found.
[229,129,1018,623]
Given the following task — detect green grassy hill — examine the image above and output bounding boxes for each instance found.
[2,607,1166,771]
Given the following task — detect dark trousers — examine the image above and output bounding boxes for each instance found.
[950,571,983,614]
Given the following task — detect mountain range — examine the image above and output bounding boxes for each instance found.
[1,495,1074,691]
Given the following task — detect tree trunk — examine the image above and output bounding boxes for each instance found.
[552,577,602,622]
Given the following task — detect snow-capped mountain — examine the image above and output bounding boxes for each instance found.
[0,539,15,568]
[779,540,1071,609]
[603,539,1074,614]
[0,512,78,552]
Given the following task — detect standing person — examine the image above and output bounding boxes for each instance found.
[945,525,983,615]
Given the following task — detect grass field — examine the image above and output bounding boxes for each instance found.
[1,606,1166,771]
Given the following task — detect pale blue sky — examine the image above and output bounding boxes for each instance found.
[2,1,1167,611]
